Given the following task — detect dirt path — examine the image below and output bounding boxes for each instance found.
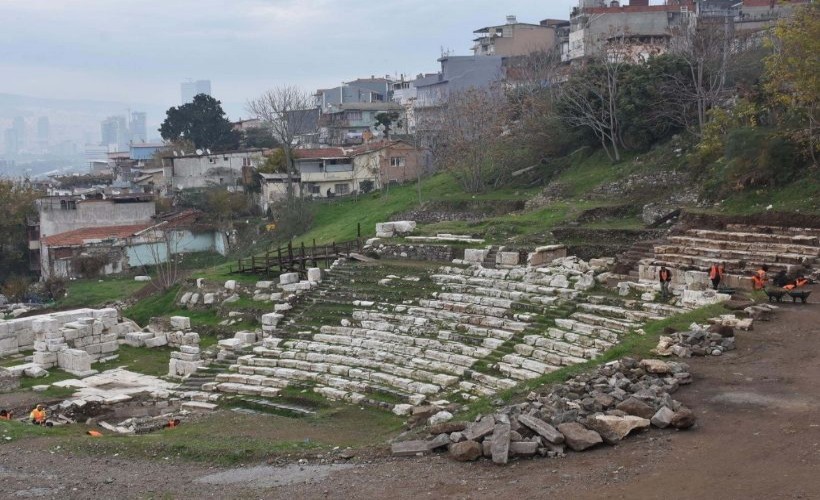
[1,302,818,499]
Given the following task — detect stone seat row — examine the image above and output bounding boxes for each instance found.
[723,224,820,238]
[353,310,517,344]
[434,282,562,307]
[655,244,815,266]
[648,255,802,275]
[666,236,820,258]
[685,229,819,247]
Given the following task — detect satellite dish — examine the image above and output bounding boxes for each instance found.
[173,151,178,157]
[206,149,212,155]
[196,149,204,155]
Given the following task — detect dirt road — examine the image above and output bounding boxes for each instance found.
[1,302,818,499]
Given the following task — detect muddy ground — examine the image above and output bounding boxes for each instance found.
[1,301,818,499]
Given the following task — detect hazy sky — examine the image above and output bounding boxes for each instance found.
[0,0,576,112]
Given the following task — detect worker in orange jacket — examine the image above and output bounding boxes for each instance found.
[709,262,725,290]
[29,404,47,425]
[751,266,768,291]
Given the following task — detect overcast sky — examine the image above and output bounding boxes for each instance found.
[0,0,576,111]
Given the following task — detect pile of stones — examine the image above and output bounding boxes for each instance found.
[652,310,770,358]
[392,356,695,464]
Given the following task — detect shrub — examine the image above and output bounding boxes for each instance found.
[2,276,30,302]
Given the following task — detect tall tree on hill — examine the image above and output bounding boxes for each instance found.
[432,87,514,192]
[557,41,630,162]
[246,86,316,230]
[765,3,820,165]
[160,94,241,151]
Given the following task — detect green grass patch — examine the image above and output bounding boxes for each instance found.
[1,420,81,441]
[122,286,180,326]
[57,277,149,309]
[96,345,171,377]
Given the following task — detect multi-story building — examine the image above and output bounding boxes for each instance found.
[315,77,393,109]
[318,102,407,146]
[100,115,129,151]
[166,149,265,190]
[473,15,566,57]
[129,112,147,144]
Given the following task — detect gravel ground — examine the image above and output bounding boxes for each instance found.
[1,302,818,499]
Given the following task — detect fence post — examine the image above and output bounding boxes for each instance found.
[357,222,361,238]
[300,242,306,271]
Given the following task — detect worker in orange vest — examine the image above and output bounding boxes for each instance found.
[785,276,810,290]
[709,262,725,290]
[86,430,103,437]
[165,418,181,429]
[751,266,768,291]
[659,266,673,300]
[0,409,12,420]
[29,404,47,426]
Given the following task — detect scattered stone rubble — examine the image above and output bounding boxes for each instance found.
[651,309,770,358]
[392,357,696,463]
[375,221,417,238]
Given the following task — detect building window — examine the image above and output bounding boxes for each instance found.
[346,111,362,121]
[242,157,252,167]
[307,183,321,194]
[390,157,406,167]
[334,183,350,195]
[60,200,77,210]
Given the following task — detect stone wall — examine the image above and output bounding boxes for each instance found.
[373,244,458,262]
[0,308,139,375]
[0,369,20,393]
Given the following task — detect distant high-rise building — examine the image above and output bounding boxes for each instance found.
[129,111,147,143]
[181,80,212,104]
[12,116,25,150]
[4,128,20,156]
[37,116,50,147]
[100,115,128,151]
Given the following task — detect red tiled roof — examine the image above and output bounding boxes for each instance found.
[294,148,348,160]
[42,224,151,247]
[349,140,402,157]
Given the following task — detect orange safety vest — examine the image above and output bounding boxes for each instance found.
[751,275,764,290]
[0,414,11,421]
[796,278,809,287]
[87,430,103,437]
[784,283,796,290]
[30,409,46,423]
[709,265,721,279]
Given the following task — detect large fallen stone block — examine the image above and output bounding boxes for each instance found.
[585,415,650,445]
[57,348,92,376]
[556,422,602,451]
[307,267,322,283]
[279,273,299,285]
[491,422,511,465]
[527,245,567,267]
[391,440,432,457]
[518,414,564,444]
[464,249,489,263]
[449,440,482,461]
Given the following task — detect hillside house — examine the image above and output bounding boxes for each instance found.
[258,172,302,212]
[39,209,227,280]
[473,15,566,57]
[318,102,406,146]
[162,149,266,191]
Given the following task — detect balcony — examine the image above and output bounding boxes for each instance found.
[300,170,355,183]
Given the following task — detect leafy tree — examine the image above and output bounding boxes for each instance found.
[765,4,820,164]
[160,94,241,151]
[257,148,289,173]
[375,112,402,139]
[0,181,40,282]
[242,126,279,149]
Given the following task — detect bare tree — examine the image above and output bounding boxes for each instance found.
[132,226,182,291]
[669,15,733,134]
[247,86,316,225]
[431,86,513,192]
[556,40,630,162]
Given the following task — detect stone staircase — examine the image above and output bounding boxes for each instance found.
[203,255,689,407]
[641,225,820,288]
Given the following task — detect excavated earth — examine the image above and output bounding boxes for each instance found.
[1,302,818,499]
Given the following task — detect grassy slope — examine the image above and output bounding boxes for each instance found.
[57,277,149,309]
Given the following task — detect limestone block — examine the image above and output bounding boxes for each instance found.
[279,272,299,285]
[24,365,48,378]
[57,349,92,375]
[144,334,168,348]
[256,281,274,289]
[253,293,270,302]
[391,221,417,234]
[196,278,205,288]
[0,369,20,392]
[99,341,118,354]
[224,280,237,291]
[527,245,568,267]
[32,317,59,334]
[171,351,199,362]
[464,249,489,263]
[203,293,215,305]
[189,293,200,305]
[234,331,258,344]
[168,358,201,377]
[180,292,192,304]
[274,303,292,312]
[261,313,284,326]
[496,252,520,266]
[183,332,200,345]
[32,351,57,367]
[307,268,322,283]
[170,316,191,331]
